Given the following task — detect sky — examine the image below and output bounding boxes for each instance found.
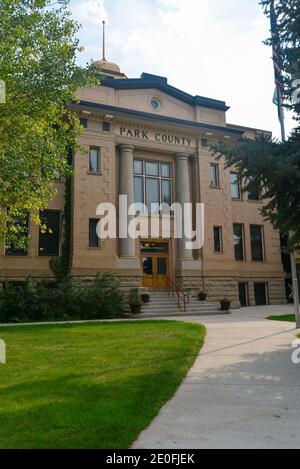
[69,0,295,139]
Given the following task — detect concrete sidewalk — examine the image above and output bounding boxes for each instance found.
[133,304,300,449]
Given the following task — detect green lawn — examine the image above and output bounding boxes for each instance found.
[267,314,296,322]
[0,321,205,449]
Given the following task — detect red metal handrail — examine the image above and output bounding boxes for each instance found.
[167,277,190,312]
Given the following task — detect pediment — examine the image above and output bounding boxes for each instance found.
[116,88,194,121]
[103,73,229,112]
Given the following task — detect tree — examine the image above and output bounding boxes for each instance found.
[212,0,300,251]
[0,0,94,250]
[212,132,300,249]
[261,0,300,120]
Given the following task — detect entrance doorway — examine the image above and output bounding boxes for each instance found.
[141,241,169,289]
[254,282,268,306]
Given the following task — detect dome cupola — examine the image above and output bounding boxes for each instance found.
[91,21,127,79]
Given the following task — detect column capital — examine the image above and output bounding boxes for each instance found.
[175,152,189,161]
[119,144,135,152]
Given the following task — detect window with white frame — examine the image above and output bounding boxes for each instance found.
[233,223,245,261]
[210,163,219,187]
[214,226,223,252]
[230,172,242,199]
[250,225,264,261]
[89,147,101,173]
[134,160,172,214]
[248,177,260,201]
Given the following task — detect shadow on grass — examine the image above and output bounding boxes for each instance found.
[0,369,185,449]
[0,321,205,449]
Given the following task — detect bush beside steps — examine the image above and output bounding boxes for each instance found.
[0,274,125,323]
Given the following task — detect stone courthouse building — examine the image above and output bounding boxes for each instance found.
[0,55,288,308]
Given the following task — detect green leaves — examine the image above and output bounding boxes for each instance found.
[211,2,300,252]
[0,0,95,248]
[260,0,300,119]
[212,132,300,251]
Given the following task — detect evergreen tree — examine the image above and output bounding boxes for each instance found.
[213,0,300,250]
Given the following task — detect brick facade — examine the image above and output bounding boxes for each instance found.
[0,72,287,307]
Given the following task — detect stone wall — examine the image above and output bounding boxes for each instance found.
[175,275,287,308]
[252,277,286,306]
[117,276,142,293]
[203,276,240,308]
[175,275,204,297]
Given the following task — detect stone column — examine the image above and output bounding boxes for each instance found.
[119,144,136,258]
[190,154,201,261]
[175,153,193,260]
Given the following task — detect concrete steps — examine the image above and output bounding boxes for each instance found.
[129,292,226,318]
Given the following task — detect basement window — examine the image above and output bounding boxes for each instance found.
[80,118,88,128]
[102,122,111,132]
[89,219,100,248]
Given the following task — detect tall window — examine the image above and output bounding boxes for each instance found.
[5,214,29,256]
[210,164,219,187]
[134,160,171,213]
[89,147,101,173]
[230,172,241,199]
[250,225,264,261]
[214,226,223,252]
[233,223,245,261]
[89,219,100,248]
[39,211,61,257]
[248,177,260,201]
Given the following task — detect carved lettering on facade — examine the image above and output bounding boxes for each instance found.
[119,127,192,147]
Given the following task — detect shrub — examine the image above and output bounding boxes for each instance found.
[0,280,37,323]
[69,274,125,320]
[129,289,142,306]
[0,274,125,323]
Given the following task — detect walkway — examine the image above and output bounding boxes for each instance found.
[133,304,300,449]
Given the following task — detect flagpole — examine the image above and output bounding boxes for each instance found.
[290,243,300,328]
[270,3,300,328]
[277,88,286,142]
[279,97,300,328]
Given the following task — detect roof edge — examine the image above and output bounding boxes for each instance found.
[70,100,243,137]
[102,73,230,112]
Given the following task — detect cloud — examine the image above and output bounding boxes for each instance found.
[71,0,108,59]
[72,0,108,26]
[70,0,295,138]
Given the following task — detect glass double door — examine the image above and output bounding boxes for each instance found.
[142,254,168,289]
